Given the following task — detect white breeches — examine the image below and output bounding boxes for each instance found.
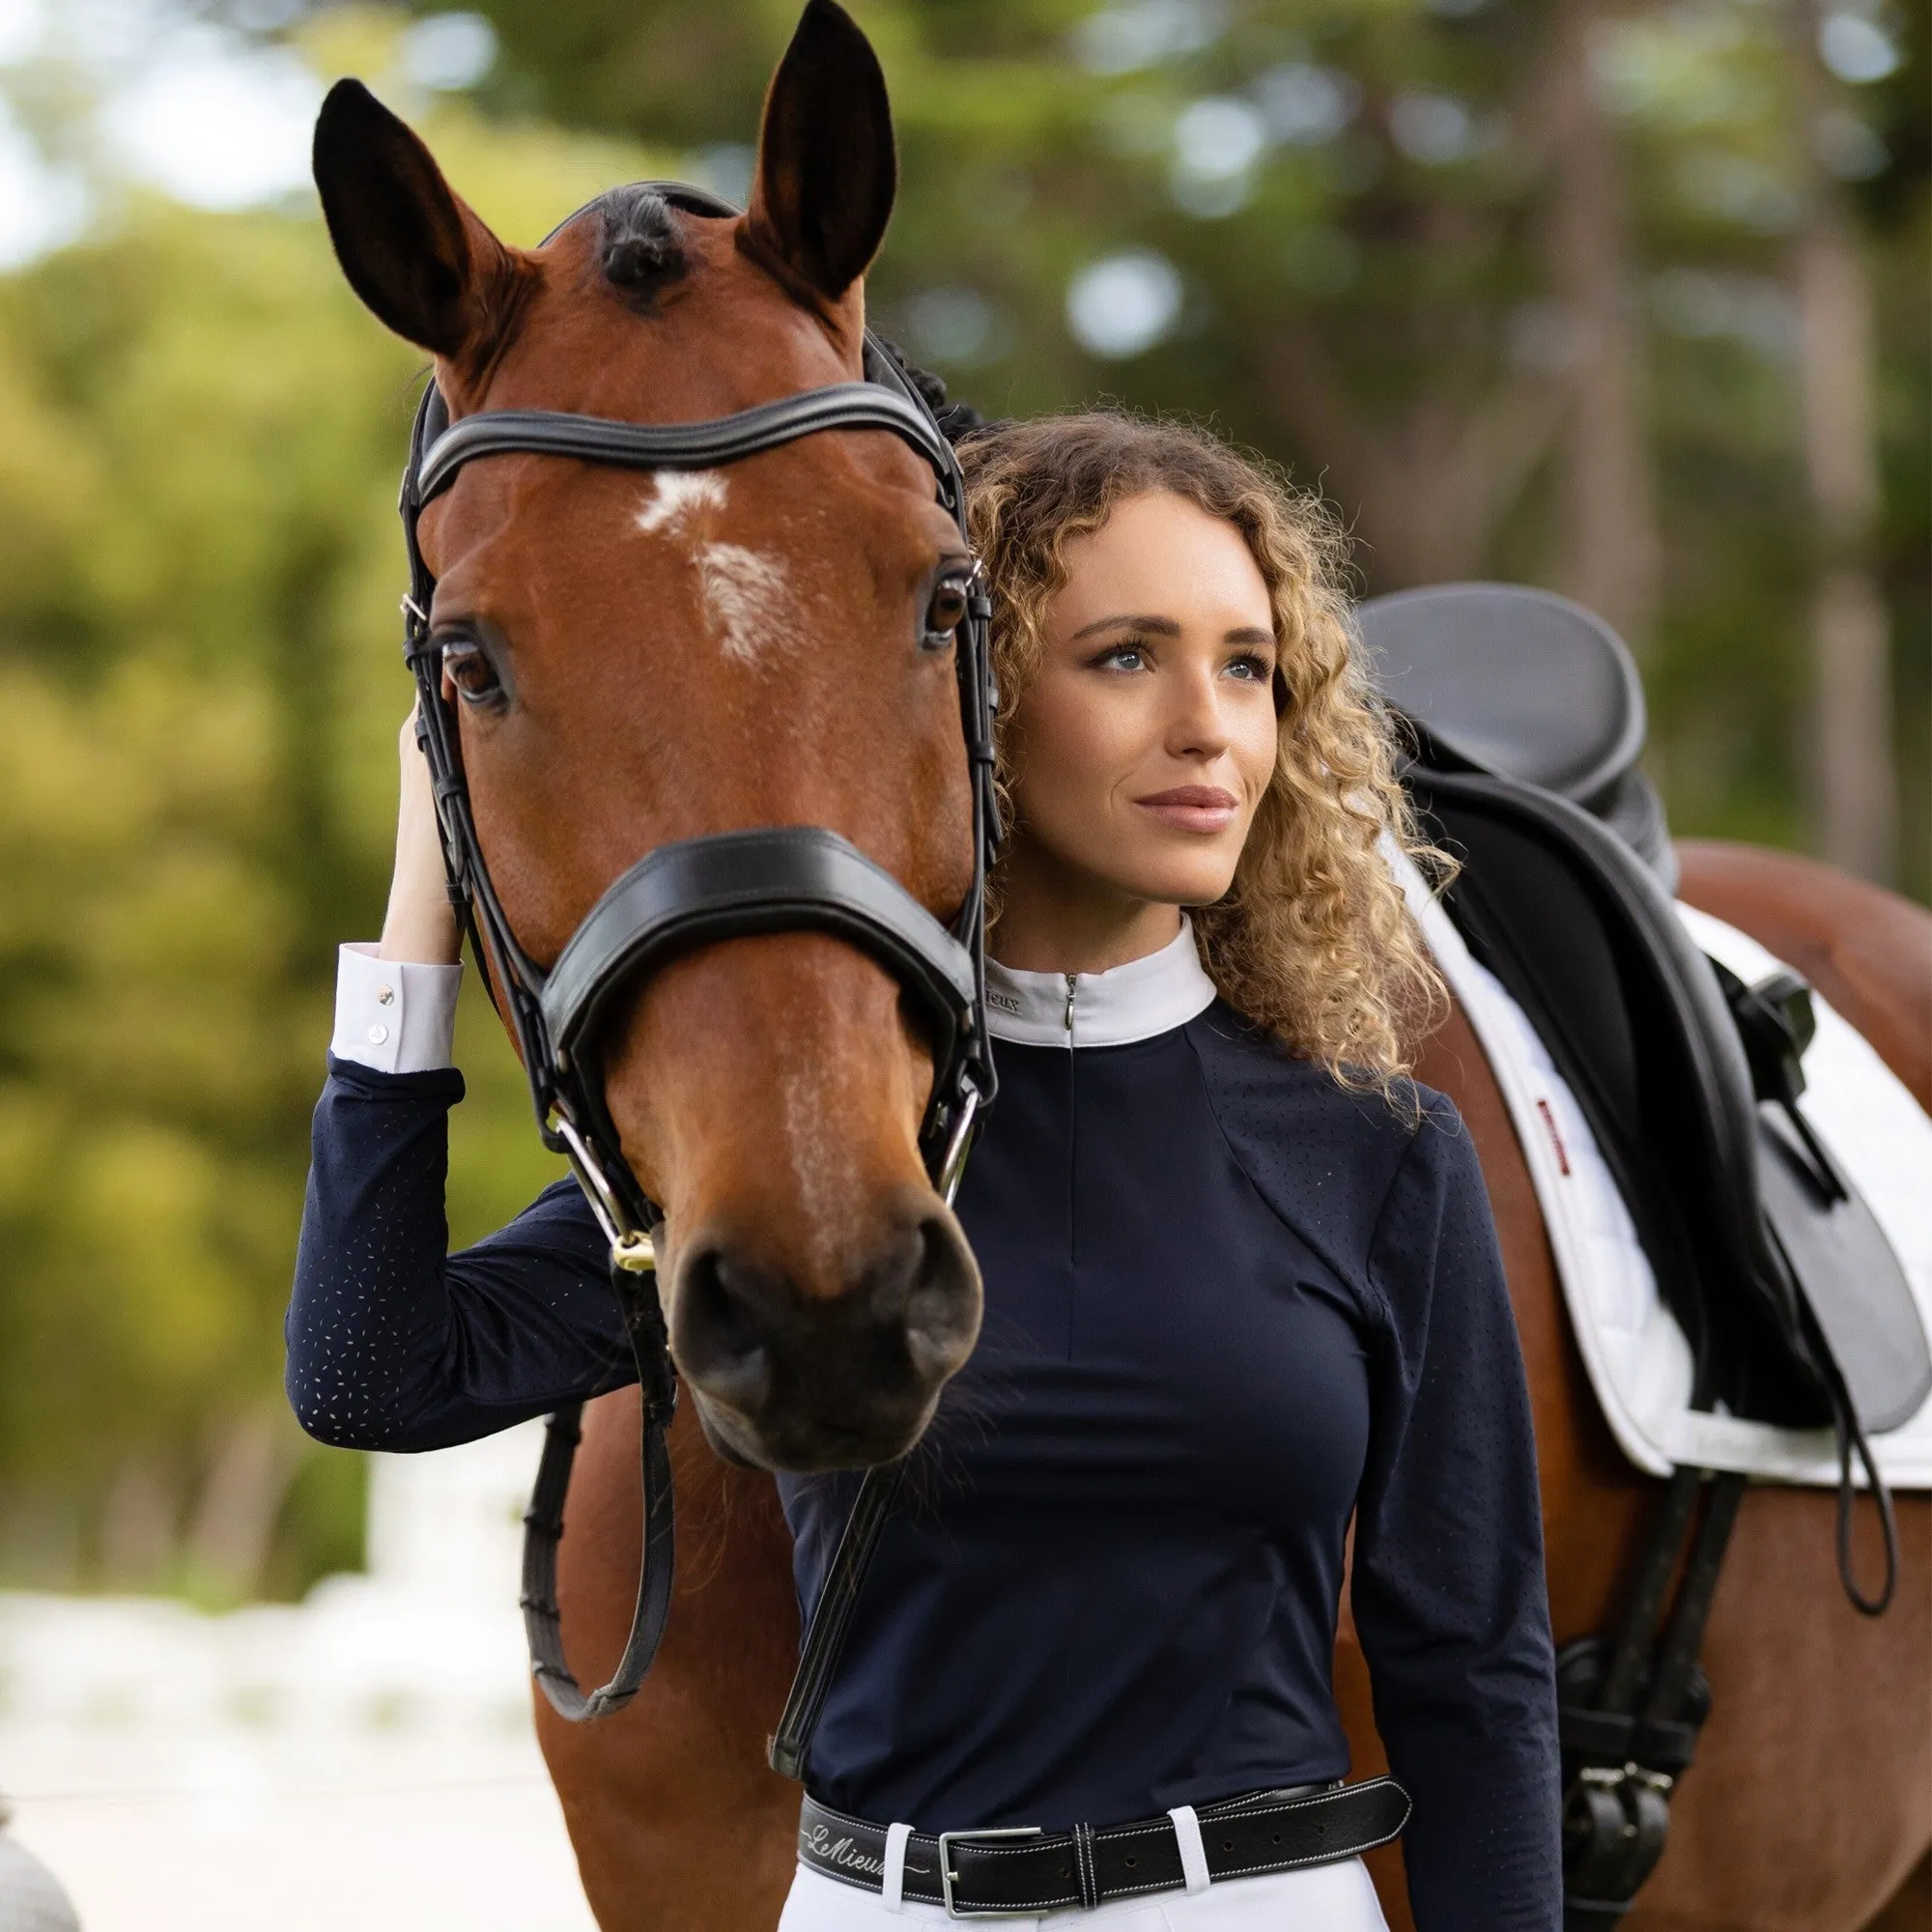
[777,1854,1392,1928]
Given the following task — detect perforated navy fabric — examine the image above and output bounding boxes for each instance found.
[289,1060,629,1450]
[289,1009,1560,1928]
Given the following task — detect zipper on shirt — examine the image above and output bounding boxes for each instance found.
[1064,974,1077,1033]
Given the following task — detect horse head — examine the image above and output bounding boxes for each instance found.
[312,0,982,1474]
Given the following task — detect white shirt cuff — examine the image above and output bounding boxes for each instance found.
[330,943,463,1073]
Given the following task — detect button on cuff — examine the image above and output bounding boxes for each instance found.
[331,944,462,1073]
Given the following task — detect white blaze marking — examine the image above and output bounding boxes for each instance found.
[634,469,726,534]
[633,472,789,663]
[697,542,792,663]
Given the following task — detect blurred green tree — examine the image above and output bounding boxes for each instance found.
[0,21,668,1600]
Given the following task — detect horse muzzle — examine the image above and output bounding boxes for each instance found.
[665,1188,981,1472]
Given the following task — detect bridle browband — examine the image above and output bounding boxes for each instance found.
[395,183,998,1759]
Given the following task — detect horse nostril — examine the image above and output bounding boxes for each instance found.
[672,1244,777,1413]
[899,1211,981,1382]
[670,1199,981,1461]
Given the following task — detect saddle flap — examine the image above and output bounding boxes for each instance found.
[1756,1109,1932,1435]
[1713,958,1930,1434]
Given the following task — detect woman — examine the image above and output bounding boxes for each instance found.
[290,412,1560,1928]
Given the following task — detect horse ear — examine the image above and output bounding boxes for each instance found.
[746,0,896,303]
[312,79,524,364]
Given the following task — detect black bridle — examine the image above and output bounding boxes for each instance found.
[396,185,998,1751]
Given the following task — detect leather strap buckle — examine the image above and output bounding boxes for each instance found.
[935,1827,1042,1919]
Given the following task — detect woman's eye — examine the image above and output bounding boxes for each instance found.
[1226,654,1273,682]
[922,573,971,648]
[1096,643,1148,672]
[440,639,502,705]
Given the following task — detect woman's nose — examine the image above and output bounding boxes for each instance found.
[1165,668,1232,758]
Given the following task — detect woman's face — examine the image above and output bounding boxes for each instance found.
[1008,490,1280,918]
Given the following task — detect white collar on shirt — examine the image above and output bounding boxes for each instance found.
[983,916,1220,1048]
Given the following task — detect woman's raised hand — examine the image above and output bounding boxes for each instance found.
[379,703,463,965]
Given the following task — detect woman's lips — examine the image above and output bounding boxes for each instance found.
[1134,784,1239,834]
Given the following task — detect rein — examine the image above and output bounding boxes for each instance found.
[395,185,998,1761]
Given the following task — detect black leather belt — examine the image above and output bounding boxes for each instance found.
[797,1778,1409,1918]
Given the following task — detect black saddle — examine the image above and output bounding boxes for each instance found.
[1364,582,1924,1923]
[1411,763,1928,1437]
[1357,582,1673,884]
[1359,582,1928,1440]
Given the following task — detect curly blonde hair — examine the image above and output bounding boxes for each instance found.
[959,412,1446,1090]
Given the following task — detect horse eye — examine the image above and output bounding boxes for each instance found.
[923,573,970,649]
[441,639,502,706]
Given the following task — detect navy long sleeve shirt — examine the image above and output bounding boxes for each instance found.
[289,937,1560,1929]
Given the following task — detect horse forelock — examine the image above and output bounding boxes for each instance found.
[594,185,687,297]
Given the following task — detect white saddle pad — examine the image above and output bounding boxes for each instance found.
[1392,856,1932,1489]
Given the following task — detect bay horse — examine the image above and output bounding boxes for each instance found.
[310,4,1931,1925]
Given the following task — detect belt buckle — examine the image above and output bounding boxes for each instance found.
[935,1826,1043,1919]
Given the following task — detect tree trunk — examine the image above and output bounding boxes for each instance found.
[1256,321,1571,592]
[184,1406,302,1603]
[1545,0,1661,651]
[99,1454,179,1588]
[1792,0,1896,882]
[1253,36,1589,595]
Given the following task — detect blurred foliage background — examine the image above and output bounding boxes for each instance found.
[0,0,1922,1603]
